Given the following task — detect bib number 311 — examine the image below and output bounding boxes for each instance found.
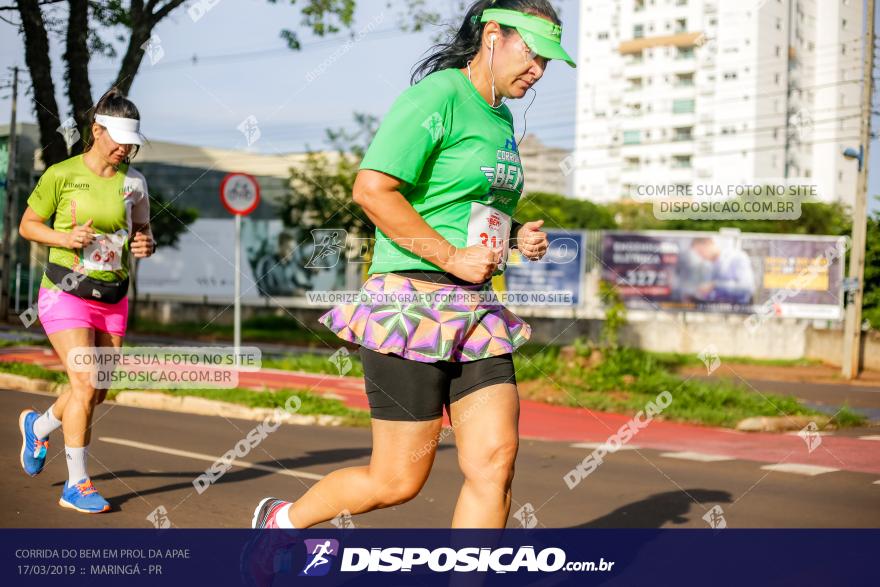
[466,202,511,273]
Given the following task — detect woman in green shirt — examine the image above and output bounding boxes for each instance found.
[253,0,574,530]
[17,88,154,514]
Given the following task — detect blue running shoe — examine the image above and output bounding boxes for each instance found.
[59,478,111,513]
[19,409,49,477]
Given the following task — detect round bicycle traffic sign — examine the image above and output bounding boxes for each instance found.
[220,172,260,216]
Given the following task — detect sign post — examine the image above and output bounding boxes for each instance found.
[219,172,260,366]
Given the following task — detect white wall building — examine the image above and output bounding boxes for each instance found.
[573,0,863,205]
[518,133,572,195]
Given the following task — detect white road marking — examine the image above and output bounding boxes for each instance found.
[99,437,324,481]
[874,480,880,485]
[659,451,734,462]
[760,463,839,476]
[570,442,640,452]
[858,435,880,441]
[785,431,832,437]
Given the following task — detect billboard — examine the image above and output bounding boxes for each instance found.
[501,229,588,307]
[137,218,348,299]
[600,230,846,319]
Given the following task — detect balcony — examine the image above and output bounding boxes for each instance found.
[673,127,694,141]
[675,73,695,87]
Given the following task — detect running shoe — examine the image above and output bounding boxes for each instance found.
[19,409,49,477]
[243,498,298,586]
[59,478,111,513]
[252,497,291,529]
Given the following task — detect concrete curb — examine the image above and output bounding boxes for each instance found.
[0,374,347,427]
[736,414,833,433]
[0,373,69,395]
[114,391,345,427]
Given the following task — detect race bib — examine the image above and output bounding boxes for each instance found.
[83,230,128,272]
[466,202,511,272]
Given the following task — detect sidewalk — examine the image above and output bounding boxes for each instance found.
[3,345,879,475]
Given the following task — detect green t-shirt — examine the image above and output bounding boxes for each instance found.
[27,154,151,289]
[360,68,525,274]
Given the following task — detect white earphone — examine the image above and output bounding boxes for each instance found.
[467,31,503,109]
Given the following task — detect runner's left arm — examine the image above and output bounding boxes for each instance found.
[130,179,155,258]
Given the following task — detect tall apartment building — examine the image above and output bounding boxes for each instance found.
[573,0,864,205]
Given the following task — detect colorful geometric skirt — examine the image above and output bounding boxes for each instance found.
[318,273,531,363]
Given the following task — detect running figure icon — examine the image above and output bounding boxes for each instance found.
[302,540,335,575]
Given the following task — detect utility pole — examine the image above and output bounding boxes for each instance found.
[0,66,19,322]
[842,0,875,380]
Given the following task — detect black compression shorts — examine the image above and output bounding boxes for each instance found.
[359,346,517,421]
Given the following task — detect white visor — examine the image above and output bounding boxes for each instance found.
[95,114,145,146]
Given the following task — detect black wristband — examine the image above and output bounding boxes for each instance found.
[510,219,523,249]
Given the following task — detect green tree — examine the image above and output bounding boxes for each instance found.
[608,201,852,236]
[281,112,377,237]
[515,191,617,229]
[862,197,880,329]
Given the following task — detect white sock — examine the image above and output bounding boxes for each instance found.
[32,408,62,440]
[275,503,296,529]
[65,446,89,486]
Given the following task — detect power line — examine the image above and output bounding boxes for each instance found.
[534,112,862,154]
[559,133,861,171]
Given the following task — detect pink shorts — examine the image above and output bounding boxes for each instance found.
[38,287,129,337]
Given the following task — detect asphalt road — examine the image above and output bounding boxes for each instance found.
[3,389,878,529]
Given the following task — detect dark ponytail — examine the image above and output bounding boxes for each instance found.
[410,0,562,84]
[84,86,142,161]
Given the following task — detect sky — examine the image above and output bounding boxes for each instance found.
[0,0,876,212]
[0,0,579,153]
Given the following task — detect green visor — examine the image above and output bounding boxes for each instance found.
[481,8,576,68]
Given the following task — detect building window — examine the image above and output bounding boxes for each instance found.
[675,73,694,86]
[672,155,692,168]
[624,157,640,170]
[598,31,609,40]
[723,71,738,80]
[675,18,687,33]
[672,99,695,113]
[676,47,694,59]
[623,130,641,145]
[676,0,687,5]
[673,126,693,141]
[626,77,643,90]
[634,24,644,38]
[635,0,645,12]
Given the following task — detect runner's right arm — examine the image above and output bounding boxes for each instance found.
[353,169,501,284]
[20,207,97,250]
